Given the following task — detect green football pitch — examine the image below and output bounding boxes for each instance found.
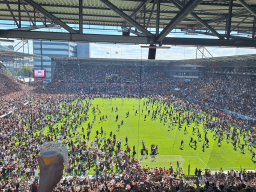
[44,98,256,173]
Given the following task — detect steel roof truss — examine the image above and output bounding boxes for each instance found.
[156,0,203,42]
[99,0,154,37]
[170,0,224,40]
[11,23,56,30]
[5,0,19,27]
[130,0,151,18]
[146,0,156,29]
[23,0,77,33]
[21,0,35,25]
[238,0,256,17]
[226,0,233,40]
[156,0,160,35]
[79,0,83,33]
[1,30,256,47]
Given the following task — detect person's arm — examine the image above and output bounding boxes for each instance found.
[37,155,64,192]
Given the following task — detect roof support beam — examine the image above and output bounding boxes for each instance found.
[0,30,155,44]
[23,0,77,33]
[238,0,256,17]
[130,0,151,18]
[0,10,253,21]
[146,0,156,29]
[2,1,256,9]
[122,27,144,36]
[11,24,56,30]
[5,0,19,28]
[79,0,83,34]
[170,0,224,40]
[1,30,256,47]
[143,5,146,27]
[115,0,256,8]
[156,0,203,42]
[0,4,253,17]
[226,0,233,40]
[22,1,35,25]
[156,0,160,35]
[35,10,46,24]
[162,37,256,47]
[207,10,248,24]
[194,30,256,41]
[0,14,254,29]
[34,8,36,24]
[231,15,249,31]
[253,16,256,39]
[99,0,153,37]
[18,0,21,28]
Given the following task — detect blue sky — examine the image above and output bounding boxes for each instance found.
[1,20,256,60]
[90,43,256,60]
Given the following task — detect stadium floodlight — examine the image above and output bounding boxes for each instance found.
[140,46,171,49]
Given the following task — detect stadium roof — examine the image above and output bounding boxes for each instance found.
[0,0,254,32]
[51,57,172,65]
[176,53,256,67]
[0,49,39,60]
[0,61,5,70]
[0,0,255,49]
[51,53,256,67]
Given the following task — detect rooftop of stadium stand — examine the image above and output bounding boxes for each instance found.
[51,53,256,68]
[0,0,254,32]
[0,49,39,61]
[178,54,256,67]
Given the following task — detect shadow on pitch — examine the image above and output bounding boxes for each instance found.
[252,159,256,164]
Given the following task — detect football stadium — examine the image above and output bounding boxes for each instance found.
[1,0,256,191]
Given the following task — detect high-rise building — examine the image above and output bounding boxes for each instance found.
[77,43,90,58]
[33,40,89,82]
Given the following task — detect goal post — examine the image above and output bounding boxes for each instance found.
[138,155,185,169]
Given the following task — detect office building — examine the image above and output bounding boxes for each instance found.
[33,40,89,82]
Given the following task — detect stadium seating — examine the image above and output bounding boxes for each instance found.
[50,63,256,118]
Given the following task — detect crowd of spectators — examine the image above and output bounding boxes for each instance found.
[50,64,173,95]
[177,74,256,119]
[0,73,32,116]
[208,67,256,74]
[2,64,256,191]
[49,63,256,119]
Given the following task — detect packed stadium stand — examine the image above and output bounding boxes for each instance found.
[47,61,256,119]
[49,62,173,95]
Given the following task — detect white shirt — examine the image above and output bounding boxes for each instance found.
[25,168,30,173]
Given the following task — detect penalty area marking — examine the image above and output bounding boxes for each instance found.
[183,156,209,168]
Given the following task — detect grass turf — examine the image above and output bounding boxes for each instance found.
[43,98,256,174]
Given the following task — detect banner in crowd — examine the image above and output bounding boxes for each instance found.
[223,109,255,120]
[186,97,255,120]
